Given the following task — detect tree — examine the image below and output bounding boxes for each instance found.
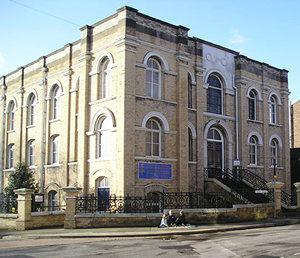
[5,162,39,197]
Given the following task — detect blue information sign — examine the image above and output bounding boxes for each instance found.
[138,162,172,180]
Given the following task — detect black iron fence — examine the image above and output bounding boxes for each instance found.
[76,191,248,214]
[0,194,17,214]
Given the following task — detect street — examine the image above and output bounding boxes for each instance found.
[1,224,300,257]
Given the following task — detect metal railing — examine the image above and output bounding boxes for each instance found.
[0,195,17,213]
[76,191,247,214]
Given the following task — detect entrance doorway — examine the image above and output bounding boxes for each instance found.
[207,127,224,169]
[147,192,162,213]
[97,177,110,211]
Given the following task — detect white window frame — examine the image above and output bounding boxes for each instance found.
[249,136,258,165]
[28,94,36,126]
[145,118,161,157]
[50,135,59,164]
[96,117,110,158]
[101,59,111,99]
[51,86,60,120]
[7,144,14,169]
[28,140,35,166]
[48,190,58,211]
[8,102,15,131]
[146,58,161,99]
[248,90,257,121]
[270,139,278,166]
[207,74,223,115]
[269,95,277,124]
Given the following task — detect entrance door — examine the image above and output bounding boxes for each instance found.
[207,128,223,175]
[97,177,110,211]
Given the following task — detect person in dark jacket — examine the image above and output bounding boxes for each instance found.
[175,210,187,226]
[167,210,176,226]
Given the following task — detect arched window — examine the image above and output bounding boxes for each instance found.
[7,101,15,131]
[51,85,60,120]
[7,144,14,169]
[101,59,111,99]
[269,95,277,124]
[270,138,278,166]
[145,118,161,157]
[28,140,35,166]
[96,117,110,158]
[27,94,36,126]
[50,135,59,164]
[188,128,193,161]
[188,74,193,108]
[48,190,58,211]
[207,74,223,114]
[207,127,223,169]
[249,136,258,165]
[146,58,161,99]
[248,90,257,120]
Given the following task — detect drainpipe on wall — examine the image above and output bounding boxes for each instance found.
[0,77,7,194]
[232,75,239,162]
[40,58,48,194]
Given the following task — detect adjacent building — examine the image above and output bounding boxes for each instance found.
[0,6,291,207]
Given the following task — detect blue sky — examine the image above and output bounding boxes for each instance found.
[1,0,299,103]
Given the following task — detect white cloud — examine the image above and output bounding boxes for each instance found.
[0,52,4,70]
[228,30,246,45]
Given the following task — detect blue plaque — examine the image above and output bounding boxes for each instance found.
[138,162,172,180]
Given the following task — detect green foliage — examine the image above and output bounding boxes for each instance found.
[4,162,39,197]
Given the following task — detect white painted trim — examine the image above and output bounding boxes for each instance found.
[143,51,169,71]
[6,97,17,113]
[188,70,196,85]
[141,111,170,131]
[246,86,263,101]
[203,112,235,121]
[88,108,116,135]
[188,121,197,139]
[25,89,39,106]
[247,131,263,146]
[47,80,63,99]
[268,91,282,105]
[269,134,283,148]
[135,156,177,162]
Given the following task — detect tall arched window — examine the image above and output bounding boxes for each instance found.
[51,85,60,120]
[188,74,193,108]
[249,136,258,165]
[28,140,35,166]
[27,94,36,126]
[7,144,14,169]
[101,59,111,99]
[7,101,15,131]
[96,117,110,158]
[188,128,193,161]
[269,95,277,124]
[48,190,58,211]
[248,90,257,120]
[207,74,223,114]
[270,138,278,166]
[146,58,161,99]
[145,118,161,157]
[207,127,223,169]
[50,135,59,164]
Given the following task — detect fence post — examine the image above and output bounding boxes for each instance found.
[14,188,34,230]
[63,187,81,229]
[266,181,284,216]
[293,182,300,209]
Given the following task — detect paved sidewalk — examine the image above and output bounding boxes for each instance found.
[1,217,300,240]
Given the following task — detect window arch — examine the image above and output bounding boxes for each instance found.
[27,93,36,126]
[7,144,14,169]
[48,190,58,211]
[101,58,111,99]
[7,101,16,131]
[188,73,193,108]
[270,138,278,166]
[249,136,258,165]
[146,58,161,99]
[51,85,60,120]
[28,140,35,166]
[50,135,59,164]
[96,117,111,158]
[145,118,161,157]
[188,128,193,161]
[248,89,257,120]
[207,74,223,114]
[269,95,277,124]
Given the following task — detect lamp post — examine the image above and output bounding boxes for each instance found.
[273,158,277,218]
